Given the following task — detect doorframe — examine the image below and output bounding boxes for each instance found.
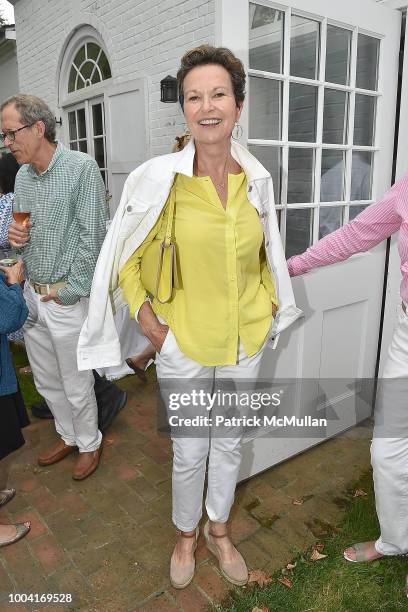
[378,1,407,375]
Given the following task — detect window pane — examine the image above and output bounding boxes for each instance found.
[286,208,313,258]
[73,45,86,68]
[325,25,351,85]
[68,66,77,93]
[290,15,319,80]
[351,151,373,200]
[81,60,94,81]
[87,42,101,62]
[94,137,105,168]
[91,70,101,84]
[249,77,282,140]
[76,74,85,90]
[68,111,77,141]
[323,89,348,145]
[319,206,343,239]
[356,34,379,91]
[248,145,281,204]
[349,204,368,220]
[289,84,317,142]
[320,150,345,202]
[99,50,112,80]
[288,148,314,203]
[77,108,87,140]
[92,104,104,136]
[249,3,284,73]
[70,142,78,151]
[100,169,106,185]
[354,94,376,146]
[78,140,88,153]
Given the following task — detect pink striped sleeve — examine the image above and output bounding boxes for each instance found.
[287,175,406,277]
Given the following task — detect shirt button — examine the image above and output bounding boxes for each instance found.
[126,205,132,212]
[248,185,252,192]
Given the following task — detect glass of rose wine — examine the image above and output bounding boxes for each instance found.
[12,199,31,256]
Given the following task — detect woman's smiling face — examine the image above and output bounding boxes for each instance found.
[182,63,243,146]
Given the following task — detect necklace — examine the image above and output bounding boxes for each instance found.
[194,155,230,189]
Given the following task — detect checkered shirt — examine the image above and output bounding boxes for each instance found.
[15,142,107,305]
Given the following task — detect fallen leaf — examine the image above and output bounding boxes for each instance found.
[248,569,273,587]
[251,608,269,612]
[315,543,325,552]
[286,562,297,570]
[310,548,327,561]
[292,498,304,506]
[278,576,293,588]
[353,489,368,497]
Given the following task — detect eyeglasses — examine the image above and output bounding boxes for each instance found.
[0,123,36,143]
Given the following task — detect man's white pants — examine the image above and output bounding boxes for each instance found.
[23,284,101,453]
[372,303,408,555]
[156,326,265,532]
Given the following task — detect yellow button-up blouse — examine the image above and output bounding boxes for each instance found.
[119,171,278,366]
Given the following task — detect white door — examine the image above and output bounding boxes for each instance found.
[104,78,149,216]
[216,0,401,478]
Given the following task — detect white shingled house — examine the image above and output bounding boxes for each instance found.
[5,0,408,478]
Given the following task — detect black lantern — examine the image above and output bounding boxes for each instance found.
[160,75,178,103]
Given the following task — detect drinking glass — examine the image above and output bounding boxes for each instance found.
[12,198,31,255]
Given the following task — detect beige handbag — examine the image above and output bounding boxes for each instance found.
[140,184,180,304]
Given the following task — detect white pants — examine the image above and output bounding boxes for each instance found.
[372,303,408,555]
[23,284,101,453]
[156,327,265,531]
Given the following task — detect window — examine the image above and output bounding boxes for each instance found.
[248,3,380,257]
[67,100,108,186]
[61,34,112,189]
[68,42,111,93]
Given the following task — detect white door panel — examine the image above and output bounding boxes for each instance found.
[104,78,149,216]
[216,0,400,479]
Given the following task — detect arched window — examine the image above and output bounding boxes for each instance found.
[59,30,112,188]
[68,41,111,92]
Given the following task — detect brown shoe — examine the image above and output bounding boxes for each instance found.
[38,439,77,466]
[72,445,102,481]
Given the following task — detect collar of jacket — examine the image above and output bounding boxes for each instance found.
[172,138,271,182]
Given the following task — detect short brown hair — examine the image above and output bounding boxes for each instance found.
[177,45,246,109]
[1,94,56,143]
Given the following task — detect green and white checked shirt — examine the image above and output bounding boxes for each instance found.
[15,142,107,305]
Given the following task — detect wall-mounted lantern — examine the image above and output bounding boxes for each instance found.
[160,75,178,103]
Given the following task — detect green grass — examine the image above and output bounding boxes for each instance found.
[214,473,408,612]
[11,342,42,406]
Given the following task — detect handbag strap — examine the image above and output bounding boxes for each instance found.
[163,181,176,247]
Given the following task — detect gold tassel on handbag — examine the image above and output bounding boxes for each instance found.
[140,183,180,304]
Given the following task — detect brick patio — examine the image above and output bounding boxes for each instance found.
[0,372,372,611]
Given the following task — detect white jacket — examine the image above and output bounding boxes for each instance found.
[77,139,302,370]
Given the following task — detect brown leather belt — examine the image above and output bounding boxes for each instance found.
[29,280,66,296]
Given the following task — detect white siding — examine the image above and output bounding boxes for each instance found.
[13,0,215,156]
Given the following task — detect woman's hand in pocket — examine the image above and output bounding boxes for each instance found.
[138,300,169,352]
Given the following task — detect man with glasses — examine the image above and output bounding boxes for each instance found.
[2,94,106,480]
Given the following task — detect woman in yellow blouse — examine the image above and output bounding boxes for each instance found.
[120,46,278,589]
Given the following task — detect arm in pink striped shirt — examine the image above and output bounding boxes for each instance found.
[287,174,406,277]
